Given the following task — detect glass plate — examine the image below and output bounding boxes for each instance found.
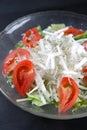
[0,10,87,120]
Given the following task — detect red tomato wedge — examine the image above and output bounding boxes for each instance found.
[82,66,87,87]
[13,60,35,96]
[64,27,84,36]
[22,27,42,48]
[2,49,30,76]
[58,77,79,112]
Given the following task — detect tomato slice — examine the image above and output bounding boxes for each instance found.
[2,49,30,76]
[82,66,87,87]
[22,27,42,48]
[13,60,35,96]
[58,77,79,112]
[64,27,84,36]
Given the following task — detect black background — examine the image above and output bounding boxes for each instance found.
[1,0,87,130]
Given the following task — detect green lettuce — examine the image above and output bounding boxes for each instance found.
[46,24,66,32]
[73,97,87,111]
[27,92,44,106]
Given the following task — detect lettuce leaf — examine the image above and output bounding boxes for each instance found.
[46,24,66,32]
[73,97,87,111]
[27,92,44,106]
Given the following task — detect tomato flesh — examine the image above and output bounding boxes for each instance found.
[22,27,42,48]
[2,49,30,76]
[64,27,84,36]
[13,60,35,96]
[58,77,79,112]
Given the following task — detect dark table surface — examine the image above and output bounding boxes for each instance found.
[1,0,87,130]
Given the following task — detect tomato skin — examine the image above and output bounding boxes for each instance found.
[64,27,84,36]
[13,60,35,96]
[2,49,30,76]
[58,77,79,112]
[22,27,42,48]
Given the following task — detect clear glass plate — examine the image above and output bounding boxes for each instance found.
[0,10,87,120]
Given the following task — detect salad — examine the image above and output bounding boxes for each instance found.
[2,23,87,113]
